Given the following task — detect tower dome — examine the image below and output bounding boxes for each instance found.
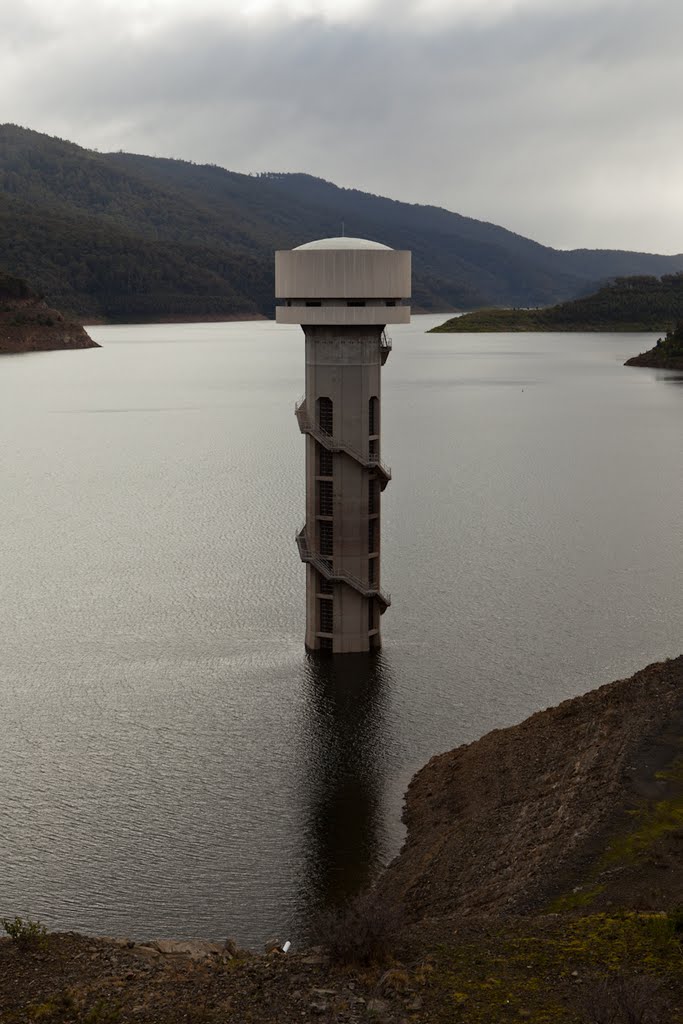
[294,237,393,251]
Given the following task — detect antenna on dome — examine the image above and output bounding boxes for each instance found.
[341,221,345,237]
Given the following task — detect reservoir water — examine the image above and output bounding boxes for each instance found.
[1,315,681,947]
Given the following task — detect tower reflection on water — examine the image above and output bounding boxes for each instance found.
[298,651,395,936]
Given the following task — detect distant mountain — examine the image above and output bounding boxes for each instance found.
[2,124,683,322]
[430,274,683,333]
[0,270,97,353]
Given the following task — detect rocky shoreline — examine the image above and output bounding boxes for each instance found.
[625,323,683,369]
[625,350,683,370]
[0,273,98,354]
[2,655,682,1022]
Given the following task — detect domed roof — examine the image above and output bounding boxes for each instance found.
[294,236,393,251]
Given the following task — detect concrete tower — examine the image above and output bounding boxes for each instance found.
[275,237,412,653]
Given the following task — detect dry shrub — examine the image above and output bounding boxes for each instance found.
[575,973,672,1024]
[311,893,400,966]
[27,991,122,1023]
[2,915,48,951]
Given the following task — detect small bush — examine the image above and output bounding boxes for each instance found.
[575,972,671,1024]
[29,991,121,1022]
[638,913,678,954]
[82,1001,121,1024]
[311,893,400,966]
[1,916,48,951]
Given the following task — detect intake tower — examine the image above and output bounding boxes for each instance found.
[275,237,412,653]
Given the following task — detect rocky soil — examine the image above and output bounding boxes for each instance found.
[378,656,683,922]
[0,931,463,1024]
[0,272,98,353]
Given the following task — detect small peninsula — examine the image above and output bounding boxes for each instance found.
[431,272,683,332]
[0,272,98,354]
[625,321,683,369]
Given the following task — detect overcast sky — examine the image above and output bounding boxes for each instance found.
[2,0,682,252]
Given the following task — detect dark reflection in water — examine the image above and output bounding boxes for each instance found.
[298,651,394,935]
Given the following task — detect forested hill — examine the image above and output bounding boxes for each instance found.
[431,274,683,332]
[3,124,683,322]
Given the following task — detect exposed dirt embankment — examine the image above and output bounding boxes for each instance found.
[0,273,98,354]
[379,656,683,923]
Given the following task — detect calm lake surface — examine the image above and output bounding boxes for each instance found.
[1,315,681,947]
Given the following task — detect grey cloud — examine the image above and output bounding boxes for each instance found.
[2,0,683,251]
[0,1,55,50]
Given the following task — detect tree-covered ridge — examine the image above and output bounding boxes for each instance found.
[2,123,683,323]
[625,321,683,369]
[431,273,683,332]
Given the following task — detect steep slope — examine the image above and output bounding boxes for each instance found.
[3,123,683,322]
[378,656,683,923]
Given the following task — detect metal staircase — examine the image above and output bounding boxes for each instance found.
[294,400,392,491]
[380,330,392,366]
[295,527,391,612]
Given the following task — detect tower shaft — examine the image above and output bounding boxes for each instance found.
[275,236,411,655]
[298,326,388,653]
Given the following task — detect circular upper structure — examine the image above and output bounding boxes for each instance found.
[275,236,411,326]
[294,236,393,251]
